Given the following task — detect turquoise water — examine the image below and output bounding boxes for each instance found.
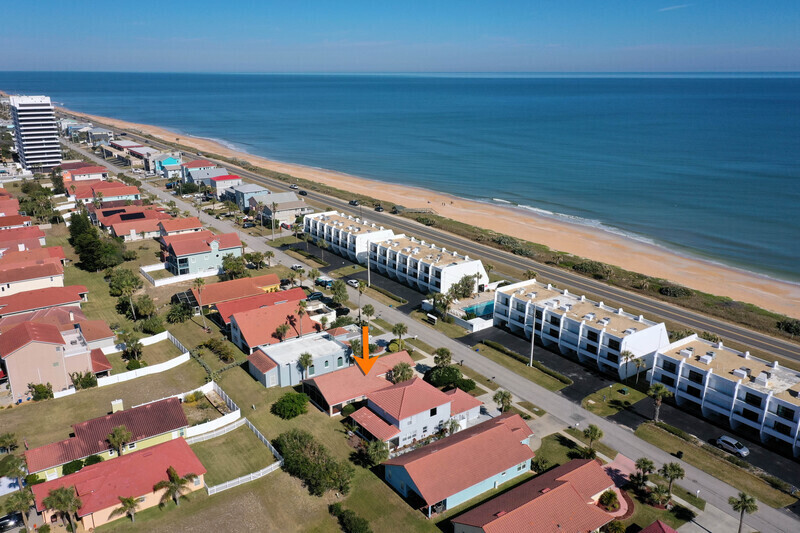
[463,301,495,317]
[2,72,799,281]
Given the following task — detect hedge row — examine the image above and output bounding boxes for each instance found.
[369,284,407,304]
[482,340,573,385]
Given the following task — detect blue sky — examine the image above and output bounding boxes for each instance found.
[2,1,798,72]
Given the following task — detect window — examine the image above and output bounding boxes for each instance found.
[662,361,677,374]
[337,357,343,368]
[535,310,542,319]
[194,478,201,486]
[744,392,762,408]
[608,339,621,352]
[128,442,136,450]
[606,353,619,364]
[661,376,675,387]
[308,365,315,376]
[517,463,526,471]
[740,408,759,422]
[324,361,329,368]
[515,302,526,313]
[137,497,146,503]
[587,331,599,342]
[430,407,437,417]
[423,426,428,433]
[407,419,413,426]
[774,421,792,435]
[686,386,702,399]
[688,370,704,384]
[549,316,560,326]
[776,405,795,421]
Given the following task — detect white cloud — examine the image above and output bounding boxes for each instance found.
[658,4,692,12]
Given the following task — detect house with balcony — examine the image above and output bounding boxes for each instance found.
[181,159,221,184]
[250,192,313,225]
[228,183,270,211]
[164,232,242,276]
[494,279,669,380]
[209,174,243,199]
[650,334,800,454]
[304,211,395,263]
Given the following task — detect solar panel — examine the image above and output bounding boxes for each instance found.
[119,212,146,221]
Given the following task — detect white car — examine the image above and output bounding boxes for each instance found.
[290,264,304,271]
[716,435,750,457]
[290,184,299,190]
[347,279,360,288]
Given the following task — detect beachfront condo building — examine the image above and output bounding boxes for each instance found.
[369,234,489,295]
[304,211,395,264]
[650,335,800,455]
[493,279,668,380]
[9,95,62,171]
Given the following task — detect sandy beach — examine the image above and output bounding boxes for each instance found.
[61,107,800,318]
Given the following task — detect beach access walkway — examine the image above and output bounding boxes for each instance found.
[65,139,798,533]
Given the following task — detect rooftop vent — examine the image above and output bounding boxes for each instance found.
[705,351,716,359]
[699,355,713,365]
[732,368,749,379]
[755,372,770,386]
[623,328,637,335]
[111,399,124,413]
[679,349,693,358]
[583,313,596,321]
[598,317,610,326]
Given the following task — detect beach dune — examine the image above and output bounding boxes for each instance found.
[61,108,800,319]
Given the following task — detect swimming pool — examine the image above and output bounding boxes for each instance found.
[462,301,495,317]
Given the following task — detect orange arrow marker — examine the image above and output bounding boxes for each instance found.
[354,325,378,375]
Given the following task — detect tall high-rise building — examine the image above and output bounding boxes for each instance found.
[9,95,61,171]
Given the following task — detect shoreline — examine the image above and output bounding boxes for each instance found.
[58,106,800,318]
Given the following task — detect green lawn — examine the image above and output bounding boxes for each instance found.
[563,428,618,460]
[285,248,327,267]
[191,426,276,486]
[518,400,546,416]
[581,382,647,417]
[635,423,796,508]
[650,473,706,511]
[535,433,584,467]
[459,365,499,391]
[473,343,567,392]
[107,337,187,374]
[267,235,303,247]
[0,363,208,449]
[372,317,396,333]
[364,286,407,308]
[622,489,696,531]
[328,264,366,278]
[407,337,436,355]
[410,310,468,339]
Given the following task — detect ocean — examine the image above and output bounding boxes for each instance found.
[3,72,799,281]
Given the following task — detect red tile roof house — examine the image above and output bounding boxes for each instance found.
[180,158,217,182]
[215,286,306,330]
[349,377,482,449]
[0,307,115,352]
[187,273,281,309]
[0,198,20,216]
[383,413,535,518]
[0,246,66,267]
[0,226,47,252]
[110,217,171,242]
[25,397,189,480]
[0,285,88,318]
[0,214,32,230]
[164,232,242,276]
[88,203,158,227]
[70,181,141,204]
[32,438,206,530]
[0,260,64,296]
[0,320,113,403]
[62,165,110,182]
[302,350,416,416]
[209,174,243,199]
[160,229,215,260]
[451,459,616,533]
[230,304,319,354]
[158,216,204,237]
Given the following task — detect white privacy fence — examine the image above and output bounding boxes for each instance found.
[140,263,220,287]
[186,417,247,444]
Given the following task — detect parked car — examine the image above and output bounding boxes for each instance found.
[242,222,255,228]
[298,190,308,196]
[290,184,299,190]
[0,512,23,533]
[291,264,304,271]
[315,277,334,289]
[375,205,385,212]
[335,307,351,317]
[716,435,750,457]
[349,199,359,206]
[308,292,324,301]
[346,279,360,288]
[281,223,292,230]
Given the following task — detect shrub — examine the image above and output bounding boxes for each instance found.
[70,371,97,390]
[139,315,165,334]
[167,302,193,323]
[654,422,692,442]
[27,383,53,401]
[763,474,793,493]
[573,261,612,279]
[455,377,476,393]
[329,503,373,533]
[83,455,103,466]
[126,359,143,371]
[275,429,355,496]
[370,285,407,304]
[62,459,84,476]
[272,392,310,420]
[184,390,205,403]
[599,489,619,511]
[25,474,44,486]
[659,285,693,298]
[122,249,138,261]
[387,341,400,353]
[425,365,462,388]
[341,403,357,417]
[203,337,236,363]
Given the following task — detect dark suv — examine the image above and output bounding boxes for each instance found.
[0,512,23,533]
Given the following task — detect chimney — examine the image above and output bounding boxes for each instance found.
[111,399,124,413]
[18,243,25,252]
[69,310,74,322]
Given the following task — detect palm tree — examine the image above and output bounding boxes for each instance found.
[634,358,647,385]
[433,347,452,368]
[275,323,290,342]
[298,352,313,379]
[659,462,685,498]
[620,350,635,383]
[153,466,198,507]
[648,485,670,506]
[309,268,321,285]
[319,240,329,261]
[270,202,278,241]
[485,263,494,277]
[729,492,758,533]
[5,489,33,531]
[109,496,140,523]
[107,425,133,457]
[356,280,366,321]
[0,432,17,454]
[297,301,307,337]
[583,424,603,452]
[286,271,298,287]
[647,383,673,422]
[635,457,655,476]
[523,269,537,280]
[319,315,329,331]
[193,278,208,331]
[362,304,375,327]
[43,486,82,533]
[606,521,625,533]
[493,390,513,413]
[295,267,306,288]
[392,322,408,348]
[95,191,104,207]
[264,250,274,267]
[4,455,25,493]
[304,233,311,252]
[391,362,414,384]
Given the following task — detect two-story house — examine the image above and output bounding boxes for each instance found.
[494,279,669,380]
[650,334,800,455]
[228,183,270,211]
[158,217,204,237]
[250,192,313,225]
[24,397,189,480]
[164,232,242,276]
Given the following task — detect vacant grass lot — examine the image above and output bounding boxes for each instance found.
[564,428,618,460]
[535,433,584,467]
[191,426,276,486]
[107,338,186,374]
[0,363,207,449]
[328,264,366,278]
[267,235,303,247]
[473,343,567,392]
[635,423,796,508]
[581,383,647,417]
[410,310,468,339]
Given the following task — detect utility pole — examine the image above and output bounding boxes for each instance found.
[529,327,535,366]
[366,243,371,287]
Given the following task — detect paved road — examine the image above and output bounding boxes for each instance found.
[63,140,799,532]
[58,112,800,365]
